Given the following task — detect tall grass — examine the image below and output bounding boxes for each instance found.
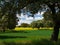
[1,39,60,45]
[0,29,60,45]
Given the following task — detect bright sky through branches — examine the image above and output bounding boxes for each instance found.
[16,12,44,26]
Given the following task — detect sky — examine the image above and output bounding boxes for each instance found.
[16,12,44,26]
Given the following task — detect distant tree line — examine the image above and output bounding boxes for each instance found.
[18,19,54,29]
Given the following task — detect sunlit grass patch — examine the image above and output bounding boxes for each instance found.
[40,27,53,30]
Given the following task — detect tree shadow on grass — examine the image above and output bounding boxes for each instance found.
[0,30,29,33]
[11,30,29,33]
[3,39,60,45]
[0,35,27,39]
[31,39,57,45]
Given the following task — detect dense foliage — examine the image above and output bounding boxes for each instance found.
[30,20,44,29]
[20,23,30,27]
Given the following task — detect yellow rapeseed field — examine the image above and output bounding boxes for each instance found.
[15,27,37,30]
[14,27,53,31]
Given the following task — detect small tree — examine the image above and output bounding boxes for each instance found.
[20,23,30,27]
[36,21,44,29]
[44,20,54,27]
[30,21,37,29]
[31,20,44,29]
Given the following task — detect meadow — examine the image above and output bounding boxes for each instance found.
[0,27,60,45]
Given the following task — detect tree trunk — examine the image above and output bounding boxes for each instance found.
[2,23,5,32]
[2,26,5,32]
[38,27,40,30]
[51,24,59,41]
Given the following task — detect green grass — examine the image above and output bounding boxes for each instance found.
[0,29,60,45]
